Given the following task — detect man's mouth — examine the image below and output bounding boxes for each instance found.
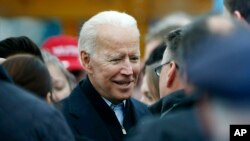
[113,80,134,87]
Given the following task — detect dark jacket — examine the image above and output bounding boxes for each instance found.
[126,90,207,141]
[61,77,150,141]
[125,107,209,141]
[149,90,186,116]
[0,65,74,141]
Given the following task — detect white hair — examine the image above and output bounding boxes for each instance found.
[78,10,139,55]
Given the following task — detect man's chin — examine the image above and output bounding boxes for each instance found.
[115,92,133,100]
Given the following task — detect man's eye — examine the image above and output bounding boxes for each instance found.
[110,59,121,62]
[130,57,139,61]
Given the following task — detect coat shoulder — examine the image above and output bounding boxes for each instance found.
[130,98,151,116]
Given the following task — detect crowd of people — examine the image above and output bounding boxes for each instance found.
[0,0,250,141]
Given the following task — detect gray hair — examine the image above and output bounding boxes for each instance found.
[146,12,191,43]
[78,10,139,55]
[162,29,183,66]
[42,51,76,90]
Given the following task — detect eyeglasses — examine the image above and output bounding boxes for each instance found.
[154,61,179,77]
[154,61,171,77]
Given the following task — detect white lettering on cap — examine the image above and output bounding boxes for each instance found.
[52,45,78,56]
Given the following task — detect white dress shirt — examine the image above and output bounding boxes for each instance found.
[103,97,126,125]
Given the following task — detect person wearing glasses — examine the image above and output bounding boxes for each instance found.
[149,14,238,116]
[126,14,247,141]
[148,29,187,116]
[60,11,150,141]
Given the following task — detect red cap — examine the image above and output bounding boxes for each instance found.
[42,35,83,71]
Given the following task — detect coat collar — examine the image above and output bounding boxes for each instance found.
[0,65,13,83]
[66,77,118,140]
[67,77,116,119]
[64,77,149,140]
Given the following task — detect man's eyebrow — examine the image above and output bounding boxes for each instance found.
[129,52,140,57]
[107,53,123,59]
[106,51,140,59]
[133,53,140,56]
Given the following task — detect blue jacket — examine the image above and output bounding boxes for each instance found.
[61,77,150,141]
[0,65,75,141]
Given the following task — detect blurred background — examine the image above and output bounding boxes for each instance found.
[0,0,223,57]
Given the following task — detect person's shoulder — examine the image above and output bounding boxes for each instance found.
[130,98,148,109]
[59,81,92,117]
[126,108,205,141]
[0,80,74,141]
[130,98,151,116]
[0,65,12,82]
[59,86,80,115]
[149,90,186,115]
[161,108,206,140]
[138,108,196,129]
[60,82,84,106]
[149,98,163,114]
[0,79,49,112]
[160,107,196,123]
[0,77,67,121]
[161,89,186,105]
[167,91,201,115]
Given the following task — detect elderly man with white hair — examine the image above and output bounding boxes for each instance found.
[60,11,150,141]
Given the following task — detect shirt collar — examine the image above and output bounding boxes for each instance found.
[102,97,126,107]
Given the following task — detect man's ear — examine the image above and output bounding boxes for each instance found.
[234,11,249,25]
[234,10,246,22]
[166,61,177,88]
[80,51,93,74]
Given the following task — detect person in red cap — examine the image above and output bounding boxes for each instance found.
[42,35,86,82]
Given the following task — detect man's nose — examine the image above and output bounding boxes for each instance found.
[120,59,133,75]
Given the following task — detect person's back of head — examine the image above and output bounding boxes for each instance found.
[156,28,185,98]
[146,12,192,44]
[224,0,250,23]
[144,12,192,61]
[155,14,230,98]
[178,13,240,71]
[185,27,250,102]
[2,54,52,100]
[183,25,250,141]
[0,36,44,62]
[164,28,183,67]
[154,14,237,97]
[145,43,167,66]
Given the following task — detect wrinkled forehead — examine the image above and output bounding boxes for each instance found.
[94,24,140,55]
[96,24,139,42]
[98,45,140,59]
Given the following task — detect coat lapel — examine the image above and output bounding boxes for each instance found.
[66,78,123,141]
[66,79,112,140]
